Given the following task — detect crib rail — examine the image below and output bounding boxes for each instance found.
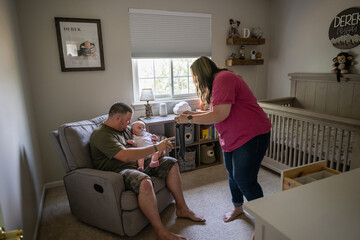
[259,102,360,173]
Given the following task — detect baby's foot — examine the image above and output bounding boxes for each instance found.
[149,160,159,168]
[137,166,144,171]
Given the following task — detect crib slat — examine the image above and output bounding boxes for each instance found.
[269,114,274,158]
[307,122,314,164]
[313,123,320,163]
[289,119,294,167]
[325,127,331,163]
[298,121,304,166]
[330,128,338,169]
[266,114,270,157]
[272,114,277,160]
[285,117,290,165]
[293,119,298,167]
[319,125,325,161]
[280,116,285,163]
[343,131,351,172]
[336,129,344,171]
[276,115,280,161]
[303,121,309,165]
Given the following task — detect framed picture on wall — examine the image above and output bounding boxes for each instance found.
[55,17,105,72]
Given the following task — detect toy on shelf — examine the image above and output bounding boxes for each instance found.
[331,52,355,82]
[228,19,241,38]
[239,45,245,60]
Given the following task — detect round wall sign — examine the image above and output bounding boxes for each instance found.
[328,7,360,49]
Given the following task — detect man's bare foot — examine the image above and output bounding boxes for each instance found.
[223,206,243,222]
[157,229,187,240]
[176,208,206,222]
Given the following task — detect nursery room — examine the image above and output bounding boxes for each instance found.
[0,0,359,239]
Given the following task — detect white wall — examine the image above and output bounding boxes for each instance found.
[15,0,271,183]
[0,0,43,238]
[267,0,360,98]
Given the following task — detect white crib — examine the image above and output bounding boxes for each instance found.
[259,73,360,173]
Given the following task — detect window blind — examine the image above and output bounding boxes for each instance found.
[129,9,211,58]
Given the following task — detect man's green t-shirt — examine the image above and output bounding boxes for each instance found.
[90,123,138,172]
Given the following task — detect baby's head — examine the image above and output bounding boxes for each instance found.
[131,121,146,136]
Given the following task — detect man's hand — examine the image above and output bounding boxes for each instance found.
[156,137,174,152]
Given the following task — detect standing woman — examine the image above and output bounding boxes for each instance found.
[175,56,271,223]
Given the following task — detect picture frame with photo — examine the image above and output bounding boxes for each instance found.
[55,17,105,72]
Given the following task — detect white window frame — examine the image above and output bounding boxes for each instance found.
[132,58,199,103]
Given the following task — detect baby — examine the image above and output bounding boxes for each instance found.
[128,121,161,170]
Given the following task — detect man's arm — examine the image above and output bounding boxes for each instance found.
[113,139,173,162]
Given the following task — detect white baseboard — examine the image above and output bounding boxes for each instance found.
[33,180,64,240]
[44,180,64,189]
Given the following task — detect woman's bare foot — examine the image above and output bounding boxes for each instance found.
[223,206,243,222]
[251,231,255,240]
[176,208,206,222]
[157,229,187,240]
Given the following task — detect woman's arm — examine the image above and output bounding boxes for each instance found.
[182,110,208,115]
[175,104,231,125]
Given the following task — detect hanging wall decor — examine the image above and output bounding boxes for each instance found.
[55,17,105,72]
[328,7,360,49]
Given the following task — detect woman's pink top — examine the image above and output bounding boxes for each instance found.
[211,71,271,152]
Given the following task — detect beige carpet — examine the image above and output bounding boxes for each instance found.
[37,165,280,240]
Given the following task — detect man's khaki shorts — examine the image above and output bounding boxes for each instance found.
[119,156,177,194]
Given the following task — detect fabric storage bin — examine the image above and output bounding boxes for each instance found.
[178,148,196,172]
[176,124,194,145]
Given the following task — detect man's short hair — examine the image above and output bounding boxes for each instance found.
[108,102,133,117]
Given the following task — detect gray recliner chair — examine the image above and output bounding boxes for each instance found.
[49,115,174,236]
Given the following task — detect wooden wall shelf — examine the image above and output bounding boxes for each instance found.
[226,59,264,66]
[226,38,265,45]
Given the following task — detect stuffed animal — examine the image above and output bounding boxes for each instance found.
[332,52,355,82]
[228,19,240,38]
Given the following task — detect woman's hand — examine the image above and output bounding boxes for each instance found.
[174,114,189,124]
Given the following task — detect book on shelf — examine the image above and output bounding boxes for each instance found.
[200,124,218,141]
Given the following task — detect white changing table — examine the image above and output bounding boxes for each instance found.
[244,168,360,240]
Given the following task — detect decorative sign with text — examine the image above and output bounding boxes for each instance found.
[328,7,360,49]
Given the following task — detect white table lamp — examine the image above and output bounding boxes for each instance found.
[140,88,155,118]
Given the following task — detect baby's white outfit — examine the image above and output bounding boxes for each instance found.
[133,132,153,147]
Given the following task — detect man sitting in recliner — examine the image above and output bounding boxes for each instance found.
[90,102,205,240]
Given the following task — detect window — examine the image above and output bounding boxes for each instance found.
[133,58,197,99]
[129,9,211,102]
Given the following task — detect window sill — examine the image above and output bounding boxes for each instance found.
[132,98,200,112]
